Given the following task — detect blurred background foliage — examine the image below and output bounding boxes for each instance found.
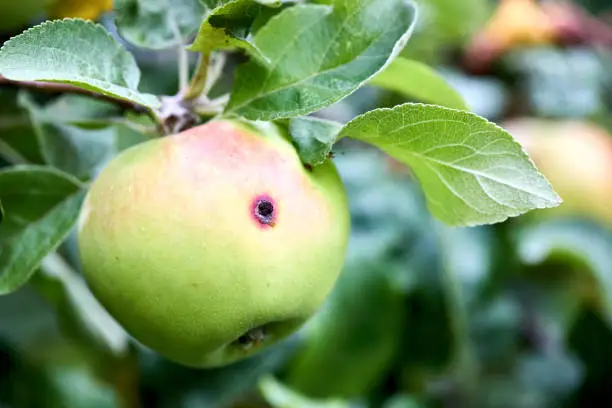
[3,0,612,407]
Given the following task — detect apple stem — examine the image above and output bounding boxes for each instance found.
[202,52,227,96]
[183,53,211,101]
[177,42,190,92]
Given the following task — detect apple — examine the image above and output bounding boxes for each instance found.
[77,119,351,368]
[463,0,557,73]
[504,117,612,225]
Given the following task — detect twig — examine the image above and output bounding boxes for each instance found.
[178,45,190,91]
[0,75,150,114]
[194,93,230,117]
[182,53,211,101]
[203,52,227,95]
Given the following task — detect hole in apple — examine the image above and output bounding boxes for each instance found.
[252,196,276,227]
[257,200,274,217]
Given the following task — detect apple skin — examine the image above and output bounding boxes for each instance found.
[504,118,612,225]
[77,119,350,368]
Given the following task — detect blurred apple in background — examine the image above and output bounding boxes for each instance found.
[504,118,612,226]
[462,0,612,74]
[463,0,557,73]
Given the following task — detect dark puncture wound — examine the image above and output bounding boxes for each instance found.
[252,195,276,228]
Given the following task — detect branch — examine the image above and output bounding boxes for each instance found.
[0,75,150,114]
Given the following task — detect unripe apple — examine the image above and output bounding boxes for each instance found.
[504,118,612,225]
[77,119,350,368]
[463,0,557,73]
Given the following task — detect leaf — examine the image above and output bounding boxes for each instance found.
[369,57,468,110]
[0,166,85,295]
[37,253,129,355]
[515,220,612,324]
[286,150,433,398]
[225,0,418,120]
[19,93,118,180]
[0,19,160,109]
[0,90,42,164]
[115,0,206,49]
[259,376,349,408]
[0,284,65,351]
[139,339,298,407]
[288,117,342,166]
[286,258,406,398]
[188,0,275,58]
[338,103,562,226]
[0,200,3,226]
[35,124,116,180]
[45,365,119,408]
[29,94,121,127]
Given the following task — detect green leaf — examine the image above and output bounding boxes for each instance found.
[0,166,85,295]
[516,220,612,324]
[286,258,406,398]
[28,94,122,128]
[36,253,129,355]
[0,284,65,352]
[188,0,275,58]
[19,93,118,180]
[288,117,342,166]
[0,200,3,226]
[139,339,297,407]
[115,0,206,49]
[369,57,468,110]
[225,0,418,120]
[259,376,349,408]
[35,124,116,180]
[0,90,42,164]
[0,19,160,109]
[338,103,562,227]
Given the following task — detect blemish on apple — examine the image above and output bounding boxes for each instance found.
[252,195,276,228]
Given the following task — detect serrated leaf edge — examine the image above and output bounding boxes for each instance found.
[338,102,563,227]
[0,18,160,109]
[226,0,419,120]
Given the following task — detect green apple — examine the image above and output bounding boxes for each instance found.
[504,117,612,225]
[77,119,350,368]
